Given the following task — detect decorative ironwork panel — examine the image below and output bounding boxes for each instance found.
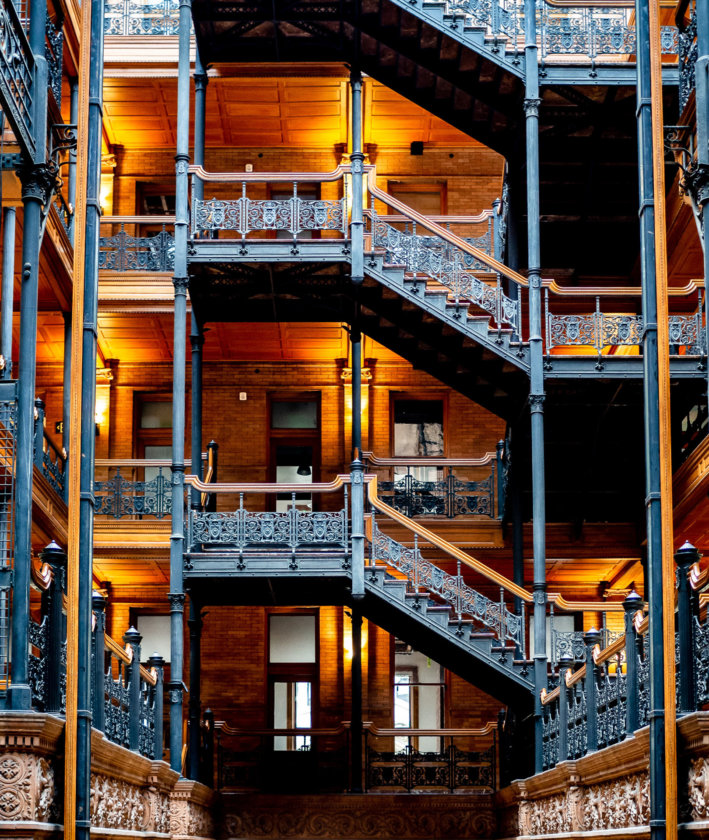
[370,521,520,646]
[0,399,15,696]
[45,14,63,108]
[138,680,156,757]
[595,666,626,751]
[29,617,48,709]
[39,435,66,496]
[679,9,697,113]
[52,191,73,238]
[547,314,596,348]
[694,615,709,707]
[637,634,650,727]
[551,629,585,664]
[105,657,131,750]
[99,227,175,272]
[566,684,587,760]
[190,507,348,551]
[95,468,172,519]
[601,315,643,347]
[193,196,346,236]
[370,217,518,331]
[103,0,179,35]
[0,0,35,158]
[669,314,705,353]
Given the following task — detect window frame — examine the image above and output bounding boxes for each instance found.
[389,392,448,458]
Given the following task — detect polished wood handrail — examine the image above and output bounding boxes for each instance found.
[362,451,496,467]
[104,631,157,686]
[101,215,176,225]
[372,211,493,224]
[184,472,356,494]
[188,163,351,184]
[216,721,350,737]
[95,455,205,468]
[215,720,496,738]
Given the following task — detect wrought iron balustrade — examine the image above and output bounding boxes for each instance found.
[677,0,697,112]
[364,725,496,793]
[0,0,35,159]
[104,0,179,35]
[0,397,15,701]
[99,217,175,271]
[369,514,524,649]
[364,446,507,520]
[33,399,66,498]
[45,13,63,108]
[93,597,164,760]
[192,178,347,237]
[51,189,73,239]
[544,290,706,356]
[368,208,520,332]
[444,0,678,65]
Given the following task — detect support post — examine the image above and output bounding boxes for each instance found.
[349,69,364,285]
[634,0,677,830]
[41,541,66,714]
[68,80,78,245]
[62,311,71,456]
[188,593,202,780]
[523,0,547,775]
[91,592,106,734]
[169,0,192,774]
[583,629,600,754]
[124,627,142,752]
[624,591,642,737]
[0,207,15,380]
[676,542,700,714]
[350,324,364,599]
[148,653,165,761]
[350,606,363,792]
[557,655,572,763]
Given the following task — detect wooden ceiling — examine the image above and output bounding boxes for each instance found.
[33,313,404,365]
[102,75,483,150]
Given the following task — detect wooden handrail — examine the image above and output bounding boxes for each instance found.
[31,556,53,590]
[362,451,496,467]
[188,163,351,184]
[95,455,205,468]
[368,475,532,602]
[216,721,350,737]
[215,720,496,738]
[373,211,493,224]
[101,215,176,224]
[104,632,157,686]
[184,472,355,494]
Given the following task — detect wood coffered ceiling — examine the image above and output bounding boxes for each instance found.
[102,75,483,149]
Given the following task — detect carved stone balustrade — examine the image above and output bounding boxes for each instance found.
[0,712,215,839]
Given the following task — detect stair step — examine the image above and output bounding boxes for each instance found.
[382,579,409,600]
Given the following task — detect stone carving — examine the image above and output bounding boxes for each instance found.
[222,803,495,839]
[688,757,709,820]
[518,771,650,836]
[0,752,56,822]
[90,773,149,831]
[170,792,215,838]
[583,773,649,830]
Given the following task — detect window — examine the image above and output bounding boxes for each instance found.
[394,646,445,752]
[387,182,446,216]
[268,613,318,751]
[269,394,320,512]
[136,614,171,663]
[135,394,172,482]
[393,398,444,457]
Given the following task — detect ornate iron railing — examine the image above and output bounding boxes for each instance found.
[364,446,507,520]
[45,13,63,108]
[369,514,524,648]
[52,190,74,239]
[192,182,348,237]
[0,397,16,697]
[365,732,496,793]
[33,399,66,498]
[678,0,697,113]
[368,210,520,332]
[95,466,172,518]
[104,0,179,35]
[544,290,706,356]
[187,493,349,554]
[445,0,678,65]
[99,220,175,271]
[0,0,35,159]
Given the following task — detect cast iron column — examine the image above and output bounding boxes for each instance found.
[76,0,106,830]
[1,207,15,379]
[169,0,192,773]
[350,606,363,791]
[523,0,547,773]
[188,593,202,780]
[10,0,52,707]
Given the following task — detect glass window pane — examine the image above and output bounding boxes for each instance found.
[271,401,318,429]
[140,401,172,429]
[136,614,171,662]
[269,614,316,663]
[144,445,172,483]
[394,400,443,456]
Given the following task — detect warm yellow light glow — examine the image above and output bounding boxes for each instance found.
[343,610,368,659]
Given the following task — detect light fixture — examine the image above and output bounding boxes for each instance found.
[297,464,311,477]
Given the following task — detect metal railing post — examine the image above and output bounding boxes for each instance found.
[624,591,642,737]
[584,629,601,754]
[33,398,45,472]
[41,540,66,714]
[495,439,505,518]
[148,652,165,760]
[91,591,106,733]
[676,541,701,713]
[124,627,142,753]
[558,655,572,763]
